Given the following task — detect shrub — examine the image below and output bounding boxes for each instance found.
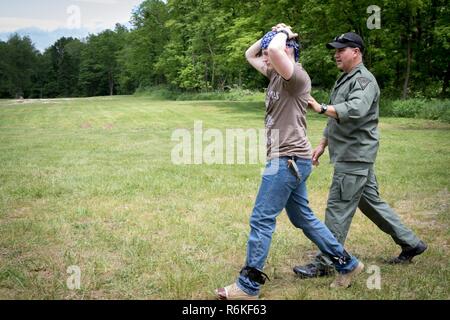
[419,99,450,122]
[134,86,450,123]
[134,86,265,101]
[391,99,427,118]
[380,98,450,122]
[134,85,178,100]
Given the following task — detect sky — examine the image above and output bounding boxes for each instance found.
[0,0,144,51]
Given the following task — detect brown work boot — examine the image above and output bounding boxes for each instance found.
[330,262,364,289]
[215,283,258,300]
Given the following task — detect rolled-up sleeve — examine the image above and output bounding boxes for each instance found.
[334,81,377,123]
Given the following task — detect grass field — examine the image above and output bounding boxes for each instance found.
[0,96,449,300]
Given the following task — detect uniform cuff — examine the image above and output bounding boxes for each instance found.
[333,103,350,123]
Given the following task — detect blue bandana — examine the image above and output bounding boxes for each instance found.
[260,31,300,62]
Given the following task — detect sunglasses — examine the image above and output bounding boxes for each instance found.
[334,35,357,43]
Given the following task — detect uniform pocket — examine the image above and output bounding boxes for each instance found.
[340,174,357,200]
[338,169,369,201]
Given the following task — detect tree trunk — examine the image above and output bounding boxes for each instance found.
[207,42,215,89]
[428,0,437,77]
[442,61,450,97]
[402,37,412,99]
[109,71,114,96]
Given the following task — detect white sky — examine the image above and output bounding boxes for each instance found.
[0,0,144,32]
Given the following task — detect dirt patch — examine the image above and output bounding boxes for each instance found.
[395,189,449,232]
[81,122,92,129]
[31,266,54,280]
[0,247,8,258]
[88,290,108,300]
[10,207,31,219]
[396,189,449,214]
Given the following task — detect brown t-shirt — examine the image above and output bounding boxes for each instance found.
[265,63,312,160]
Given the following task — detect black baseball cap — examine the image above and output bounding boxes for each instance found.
[326,32,365,52]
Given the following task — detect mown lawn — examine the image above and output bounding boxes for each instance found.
[0,96,449,299]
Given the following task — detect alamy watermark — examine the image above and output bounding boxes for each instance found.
[66,265,81,290]
[367,5,381,30]
[171,121,278,166]
[366,264,382,290]
[67,5,81,29]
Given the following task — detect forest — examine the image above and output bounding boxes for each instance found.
[0,0,448,99]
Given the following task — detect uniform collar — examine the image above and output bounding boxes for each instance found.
[346,62,364,77]
[335,63,364,88]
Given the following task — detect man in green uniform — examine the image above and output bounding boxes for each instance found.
[293,32,427,278]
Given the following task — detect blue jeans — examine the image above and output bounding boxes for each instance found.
[237,157,359,296]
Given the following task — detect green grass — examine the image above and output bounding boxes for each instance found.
[0,96,449,300]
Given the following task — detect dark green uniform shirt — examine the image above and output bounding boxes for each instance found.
[324,63,380,164]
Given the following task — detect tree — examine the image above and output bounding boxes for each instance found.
[0,40,10,98]
[0,34,39,98]
[39,37,85,98]
[117,0,169,92]
[1,0,448,98]
[79,25,127,96]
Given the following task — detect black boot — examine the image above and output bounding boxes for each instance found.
[387,240,428,264]
[293,263,333,278]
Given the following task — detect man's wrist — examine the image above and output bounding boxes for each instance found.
[319,103,328,114]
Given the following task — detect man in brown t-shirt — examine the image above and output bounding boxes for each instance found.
[215,24,364,300]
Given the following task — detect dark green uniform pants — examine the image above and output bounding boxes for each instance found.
[315,162,421,271]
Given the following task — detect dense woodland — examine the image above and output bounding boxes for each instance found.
[0,0,448,99]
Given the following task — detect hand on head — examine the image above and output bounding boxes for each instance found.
[271,23,298,39]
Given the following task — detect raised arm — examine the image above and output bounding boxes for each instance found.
[245,39,268,77]
[267,33,293,80]
[268,25,298,80]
